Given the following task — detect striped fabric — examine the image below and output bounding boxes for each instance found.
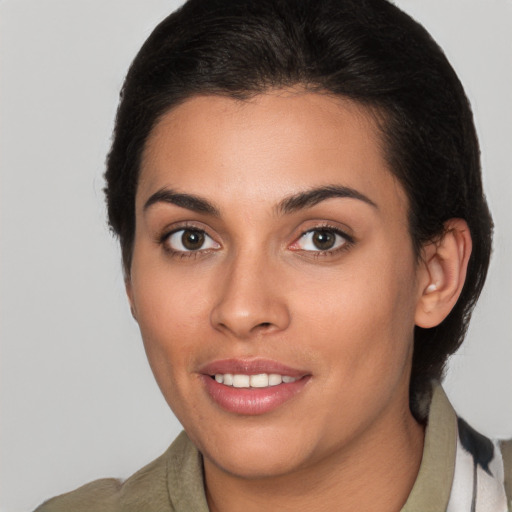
[446,418,509,511]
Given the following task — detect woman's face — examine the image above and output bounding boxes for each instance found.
[128,91,428,478]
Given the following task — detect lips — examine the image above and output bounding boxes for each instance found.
[199,358,311,415]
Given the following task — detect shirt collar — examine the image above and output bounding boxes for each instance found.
[167,431,209,512]
[401,383,458,511]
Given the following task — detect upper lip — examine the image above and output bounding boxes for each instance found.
[199,358,309,378]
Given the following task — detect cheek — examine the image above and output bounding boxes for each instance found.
[132,249,211,332]
[129,256,212,386]
[130,277,209,420]
[291,247,418,378]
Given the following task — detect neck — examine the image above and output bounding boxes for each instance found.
[204,394,424,512]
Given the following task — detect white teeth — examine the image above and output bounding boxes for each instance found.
[233,374,250,388]
[213,373,298,388]
[250,374,269,387]
[268,374,283,386]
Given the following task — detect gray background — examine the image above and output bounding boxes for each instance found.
[1,1,511,511]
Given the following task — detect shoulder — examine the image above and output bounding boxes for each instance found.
[34,478,123,512]
[403,384,512,512]
[34,432,195,512]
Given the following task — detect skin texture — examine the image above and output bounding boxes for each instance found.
[127,90,471,511]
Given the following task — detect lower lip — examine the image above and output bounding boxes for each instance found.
[201,375,310,415]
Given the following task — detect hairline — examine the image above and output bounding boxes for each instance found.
[124,87,424,274]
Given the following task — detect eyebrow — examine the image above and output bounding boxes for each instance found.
[144,188,220,216]
[143,184,377,217]
[277,185,378,214]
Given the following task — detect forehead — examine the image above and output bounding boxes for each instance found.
[138,90,407,218]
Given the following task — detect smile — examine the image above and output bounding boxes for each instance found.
[199,359,310,415]
[213,373,298,388]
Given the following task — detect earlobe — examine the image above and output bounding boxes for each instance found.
[415,218,472,328]
[125,278,138,322]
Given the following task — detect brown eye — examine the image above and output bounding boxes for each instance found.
[312,230,336,250]
[166,229,220,252]
[182,230,205,250]
[294,228,349,252]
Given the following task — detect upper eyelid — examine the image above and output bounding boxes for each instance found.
[162,227,220,254]
[296,223,354,242]
[167,225,207,236]
[157,223,219,251]
[294,227,352,247]
[160,221,214,239]
[302,225,350,236]
[165,226,216,242]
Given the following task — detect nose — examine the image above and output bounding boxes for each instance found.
[210,251,291,339]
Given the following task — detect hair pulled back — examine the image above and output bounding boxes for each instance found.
[105,0,493,417]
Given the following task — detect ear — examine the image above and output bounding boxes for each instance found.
[415,218,472,328]
[125,277,138,322]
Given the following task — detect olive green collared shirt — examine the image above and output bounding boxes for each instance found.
[35,386,511,512]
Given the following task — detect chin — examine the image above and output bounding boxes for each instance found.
[206,447,307,480]
[191,422,316,479]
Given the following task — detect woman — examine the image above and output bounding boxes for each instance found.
[35,0,511,510]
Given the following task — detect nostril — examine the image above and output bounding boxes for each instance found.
[257,322,273,329]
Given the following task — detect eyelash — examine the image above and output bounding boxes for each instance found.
[158,223,354,259]
[159,223,219,260]
[291,224,354,258]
